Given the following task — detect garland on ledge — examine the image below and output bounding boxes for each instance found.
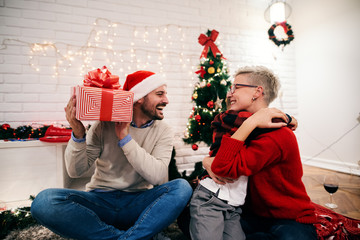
[0,124,49,140]
[268,21,294,47]
[0,124,77,141]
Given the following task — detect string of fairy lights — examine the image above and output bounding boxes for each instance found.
[1,18,231,83]
[0,18,252,92]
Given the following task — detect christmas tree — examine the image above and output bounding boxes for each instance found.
[183,29,231,150]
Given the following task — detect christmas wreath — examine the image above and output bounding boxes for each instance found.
[268,21,294,47]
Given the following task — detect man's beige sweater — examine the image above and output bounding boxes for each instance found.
[65,120,174,192]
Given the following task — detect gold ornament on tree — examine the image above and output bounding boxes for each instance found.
[208,67,215,74]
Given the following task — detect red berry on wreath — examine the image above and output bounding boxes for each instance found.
[192,144,198,151]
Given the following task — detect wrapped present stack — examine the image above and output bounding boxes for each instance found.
[72,66,134,122]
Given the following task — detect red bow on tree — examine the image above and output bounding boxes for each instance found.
[195,66,206,78]
[198,30,224,59]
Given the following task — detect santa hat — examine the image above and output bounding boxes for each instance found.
[123,70,167,102]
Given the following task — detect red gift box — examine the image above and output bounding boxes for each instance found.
[39,125,72,142]
[71,66,134,122]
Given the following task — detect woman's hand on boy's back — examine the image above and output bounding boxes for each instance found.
[249,108,288,129]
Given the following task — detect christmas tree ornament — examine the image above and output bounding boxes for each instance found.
[209,60,214,65]
[214,96,224,111]
[192,144,199,151]
[207,83,211,88]
[207,100,214,109]
[195,66,206,78]
[217,68,221,73]
[208,67,215,74]
[195,115,201,122]
[192,92,198,99]
[220,79,227,85]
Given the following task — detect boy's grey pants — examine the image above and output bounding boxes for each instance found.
[189,184,246,240]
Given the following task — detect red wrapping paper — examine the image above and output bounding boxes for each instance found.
[71,66,133,122]
[39,125,72,142]
[72,85,134,122]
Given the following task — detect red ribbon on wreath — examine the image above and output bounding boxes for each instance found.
[198,30,224,59]
[278,21,288,32]
[83,66,120,89]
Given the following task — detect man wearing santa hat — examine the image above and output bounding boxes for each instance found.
[31,71,192,240]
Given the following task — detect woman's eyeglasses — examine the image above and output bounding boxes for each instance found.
[230,83,258,94]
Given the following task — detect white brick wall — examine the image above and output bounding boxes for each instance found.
[0,0,297,172]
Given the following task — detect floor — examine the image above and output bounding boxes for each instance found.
[302,164,360,220]
[3,164,359,240]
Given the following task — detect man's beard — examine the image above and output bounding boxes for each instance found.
[141,102,166,120]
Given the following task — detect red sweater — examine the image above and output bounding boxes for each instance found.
[211,127,317,224]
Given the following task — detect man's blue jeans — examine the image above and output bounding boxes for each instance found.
[31,179,192,240]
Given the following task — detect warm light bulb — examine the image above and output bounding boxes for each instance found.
[270,2,286,23]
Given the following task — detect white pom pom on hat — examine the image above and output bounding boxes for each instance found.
[123,70,167,102]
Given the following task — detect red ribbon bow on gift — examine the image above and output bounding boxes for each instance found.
[198,30,224,59]
[83,66,120,89]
